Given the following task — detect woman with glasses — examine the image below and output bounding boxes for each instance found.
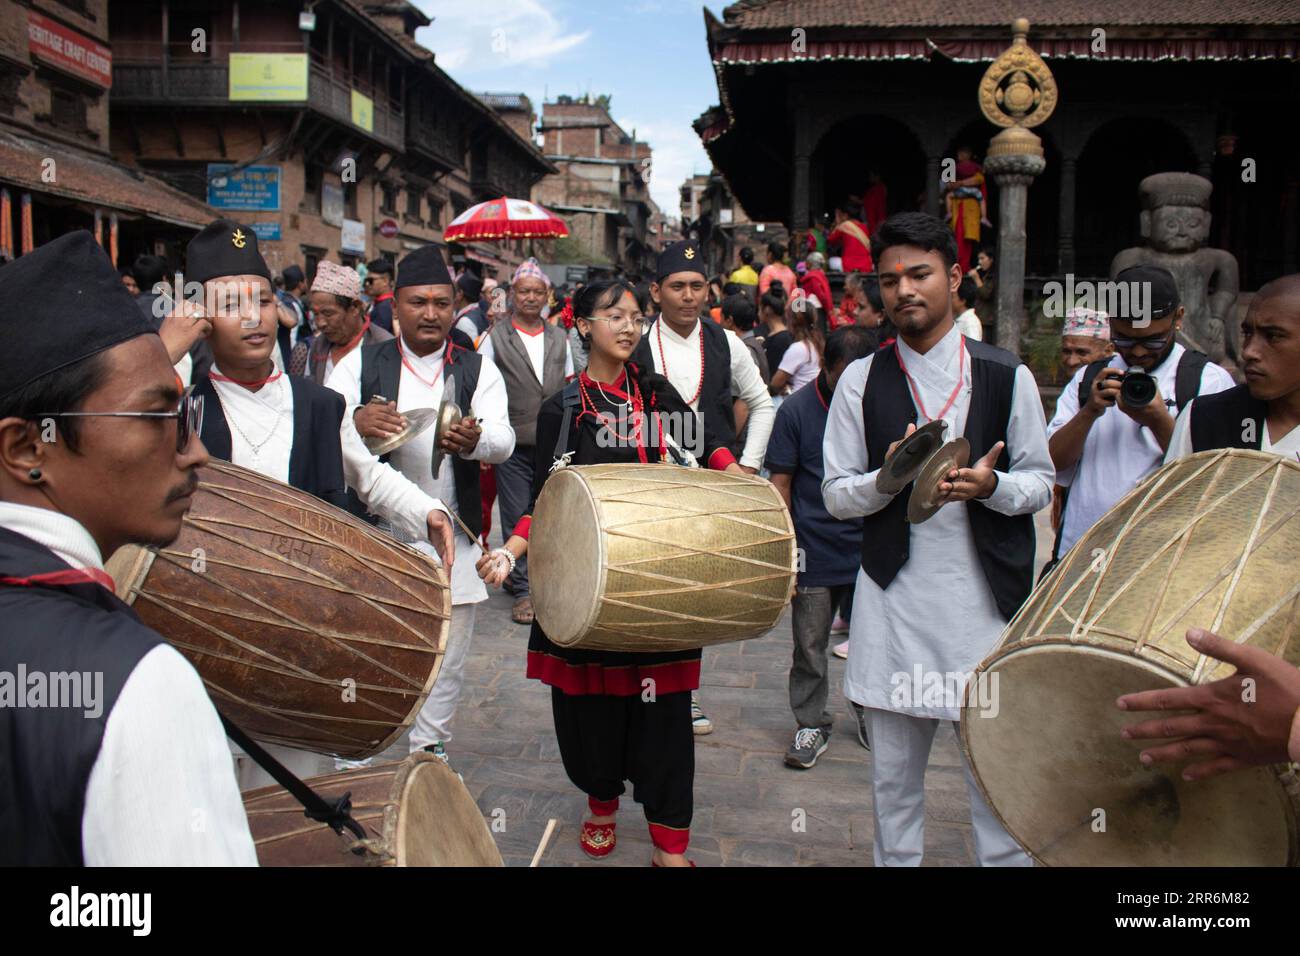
[476,277,743,867]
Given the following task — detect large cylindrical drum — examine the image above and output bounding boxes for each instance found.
[530,464,795,652]
[242,754,503,866]
[106,461,451,760]
[962,449,1300,866]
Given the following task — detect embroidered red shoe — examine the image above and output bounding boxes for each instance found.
[580,820,616,858]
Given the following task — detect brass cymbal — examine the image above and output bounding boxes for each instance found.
[363,407,439,456]
[875,419,948,495]
[906,438,970,524]
[430,400,463,479]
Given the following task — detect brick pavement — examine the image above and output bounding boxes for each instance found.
[297,507,1056,866]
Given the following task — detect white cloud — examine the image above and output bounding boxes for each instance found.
[617,115,711,216]
[412,0,590,72]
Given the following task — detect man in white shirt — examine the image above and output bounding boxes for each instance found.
[453,272,487,341]
[1047,265,1234,563]
[951,275,983,341]
[822,212,1053,866]
[187,219,455,787]
[330,245,515,764]
[476,258,573,625]
[1166,273,1300,462]
[634,239,776,735]
[0,231,256,865]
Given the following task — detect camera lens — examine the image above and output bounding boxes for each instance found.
[1120,367,1157,407]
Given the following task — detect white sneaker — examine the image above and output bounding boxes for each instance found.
[831,640,850,660]
[690,698,713,735]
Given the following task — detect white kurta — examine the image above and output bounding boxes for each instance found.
[326,338,516,605]
[822,327,1054,721]
[210,365,444,543]
[0,501,257,865]
[1166,398,1300,463]
[647,318,775,469]
[476,323,575,382]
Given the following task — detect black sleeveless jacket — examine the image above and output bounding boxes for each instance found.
[0,529,161,864]
[634,318,739,456]
[859,337,1035,620]
[1189,384,1269,452]
[360,338,484,539]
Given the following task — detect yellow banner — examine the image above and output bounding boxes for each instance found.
[228,53,308,102]
[350,90,374,132]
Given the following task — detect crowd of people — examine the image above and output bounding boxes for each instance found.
[3,202,1298,868]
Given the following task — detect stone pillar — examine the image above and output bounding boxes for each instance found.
[986,148,1046,351]
[1057,155,1077,275]
[791,107,811,231]
[925,154,942,219]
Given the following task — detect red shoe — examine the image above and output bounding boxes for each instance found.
[651,859,696,867]
[580,820,616,858]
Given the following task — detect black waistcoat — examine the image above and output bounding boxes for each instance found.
[634,318,739,456]
[194,374,353,514]
[1189,384,1269,452]
[360,339,484,539]
[0,529,161,865]
[860,337,1034,621]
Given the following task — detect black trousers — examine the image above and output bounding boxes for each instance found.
[550,687,694,831]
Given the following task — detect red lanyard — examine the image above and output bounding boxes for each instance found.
[396,336,444,389]
[656,321,705,405]
[210,367,282,390]
[577,369,664,464]
[0,567,116,592]
[895,336,966,424]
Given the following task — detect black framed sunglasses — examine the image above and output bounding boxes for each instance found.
[37,386,205,453]
[1111,334,1172,351]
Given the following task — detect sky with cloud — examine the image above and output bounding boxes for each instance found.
[411,0,729,218]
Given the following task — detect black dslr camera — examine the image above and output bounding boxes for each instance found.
[1119,366,1158,409]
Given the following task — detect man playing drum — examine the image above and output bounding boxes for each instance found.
[0,232,256,864]
[185,220,455,787]
[1119,275,1300,782]
[328,245,515,767]
[822,212,1054,866]
[477,277,743,867]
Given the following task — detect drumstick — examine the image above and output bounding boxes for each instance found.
[444,508,490,556]
[530,818,559,868]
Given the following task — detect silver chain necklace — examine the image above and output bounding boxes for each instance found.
[219,375,286,459]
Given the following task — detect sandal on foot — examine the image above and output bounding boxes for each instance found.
[511,596,534,625]
[580,819,616,858]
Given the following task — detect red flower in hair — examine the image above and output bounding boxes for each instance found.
[557,296,575,330]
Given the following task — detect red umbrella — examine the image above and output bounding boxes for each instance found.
[444,196,568,242]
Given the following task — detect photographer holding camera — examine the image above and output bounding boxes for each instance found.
[1046,265,1234,565]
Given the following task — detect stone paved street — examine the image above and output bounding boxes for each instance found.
[300,506,1056,867]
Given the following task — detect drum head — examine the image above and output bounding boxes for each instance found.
[396,754,504,866]
[962,644,1297,866]
[364,407,439,457]
[906,438,970,524]
[876,420,948,495]
[530,469,603,646]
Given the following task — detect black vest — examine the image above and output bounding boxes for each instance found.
[634,318,739,455]
[1189,383,1269,452]
[0,529,161,865]
[194,374,353,515]
[860,338,1035,621]
[359,338,484,539]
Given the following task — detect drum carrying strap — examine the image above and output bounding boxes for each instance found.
[220,713,368,847]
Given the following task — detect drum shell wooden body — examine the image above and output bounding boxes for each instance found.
[242,754,503,866]
[107,461,451,760]
[961,450,1300,866]
[530,464,796,652]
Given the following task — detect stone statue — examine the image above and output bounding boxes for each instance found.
[1110,172,1240,366]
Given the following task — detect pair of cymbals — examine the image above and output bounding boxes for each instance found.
[360,394,465,479]
[874,420,970,524]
